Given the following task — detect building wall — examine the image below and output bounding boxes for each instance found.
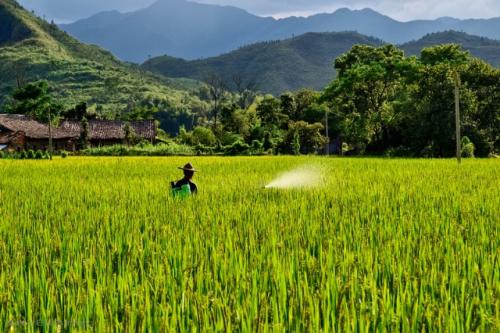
[3,132,26,152]
[25,139,77,152]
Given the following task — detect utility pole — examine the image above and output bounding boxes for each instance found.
[325,107,329,155]
[454,71,461,164]
[48,108,53,160]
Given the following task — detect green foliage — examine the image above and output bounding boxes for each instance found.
[291,130,301,155]
[81,143,195,156]
[224,140,250,156]
[322,43,499,157]
[123,122,138,146]
[461,136,475,158]
[27,149,35,159]
[402,31,500,67]
[0,0,206,118]
[256,96,288,129]
[34,150,44,159]
[144,32,385,95]
[79,117,90,149]
[178,126,217,147]
[1,149,50,159]
[420,44,471,66]
[285,121,327,154]
[6,80,63,122]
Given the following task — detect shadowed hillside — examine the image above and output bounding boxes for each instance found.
[0,0,202,114]
[401,31,500,67]
[60,0,500,62]
[144,31,500,94]
[143,32,384,94]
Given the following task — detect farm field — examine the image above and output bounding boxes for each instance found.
[0,157,498,332]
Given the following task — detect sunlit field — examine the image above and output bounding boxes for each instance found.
[0,157,498,332]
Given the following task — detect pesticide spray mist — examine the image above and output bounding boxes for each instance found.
[265,166,323,189]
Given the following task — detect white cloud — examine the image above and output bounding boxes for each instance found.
[197,0,500,20]
[17,0,500,22]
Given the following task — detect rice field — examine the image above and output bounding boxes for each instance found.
[0,157,498,332]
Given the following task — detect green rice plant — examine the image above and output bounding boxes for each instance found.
[0,157,498,332]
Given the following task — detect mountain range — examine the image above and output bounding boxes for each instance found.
[143,31,500,94]
[0,0,201,114]
[60,0,500,62]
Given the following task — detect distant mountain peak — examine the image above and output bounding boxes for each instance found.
[60,1,500,62]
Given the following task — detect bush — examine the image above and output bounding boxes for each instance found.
[195,144,214,156]
[385,147,414,158]
[224,140,250,156]
[27,150,35,159]
[61,151,68,158]
[192,126,217,147]
[81,143,195,156]
[461,136,475,158]
[0,151,5,159]
[35,150,44,159]
[20,151,28,159]
[251,140,264,154]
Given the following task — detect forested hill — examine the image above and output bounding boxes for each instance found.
[143,31,500,95]
[0,0,202,116]
[143,32,384,95]
[401,31,500,67]
[60,0,500,62]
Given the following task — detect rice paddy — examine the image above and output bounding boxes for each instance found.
[0,157,498,332]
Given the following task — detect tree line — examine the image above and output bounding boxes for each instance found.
[3,43,499,157]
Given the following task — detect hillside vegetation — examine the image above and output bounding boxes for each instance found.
[0,0,203,116]
[144,32,384,94]
[144,31,500,94]
[402,31,500,67]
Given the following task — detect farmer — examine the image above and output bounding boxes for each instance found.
[171,163,198,196]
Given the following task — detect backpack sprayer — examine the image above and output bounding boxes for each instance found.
[171,182,191,199]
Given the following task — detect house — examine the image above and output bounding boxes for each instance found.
[0,114,157,151]
[60,120,156,146]
[0,114,78,151]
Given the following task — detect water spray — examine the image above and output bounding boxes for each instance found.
[264,166,322,189]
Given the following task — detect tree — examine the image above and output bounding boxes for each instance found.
[294,89,320,122]
[123,122,137,146]
[7,81,61,121]
[178,126,217,147]
[284,121,327,154]
[192,126,217,147]
[220,104,255,139]
[291,130,301,155]
[256,96,288,129]
[232,74,257,109]
[7,81,63,156]
[64,102,88,120]
[280,93,297,119]
[396,45,484,157]
[80,117,90,149]
[460,59,500,156]
[13,60,26,89]
[321,45,414,153]
[203,73,227,130]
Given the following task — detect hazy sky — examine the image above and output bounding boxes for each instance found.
[18,0,500,23]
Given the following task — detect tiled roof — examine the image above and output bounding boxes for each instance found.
[61,120,156,140]
[0,114,156,141]
[0,114,77,139]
